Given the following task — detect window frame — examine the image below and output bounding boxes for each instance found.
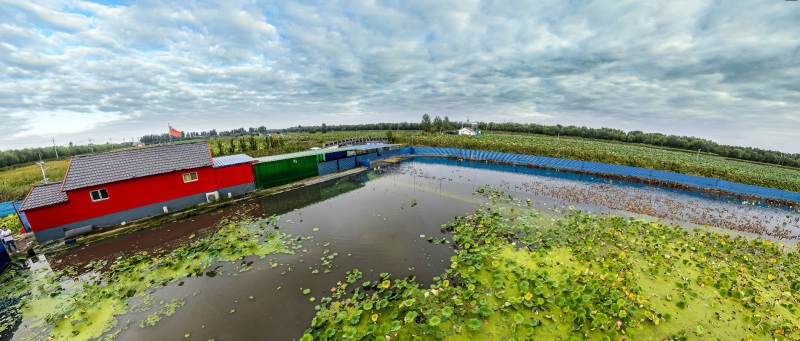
[182,171,199,183]
[90,188,109,202]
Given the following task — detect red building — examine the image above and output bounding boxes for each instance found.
[20,142,255,243]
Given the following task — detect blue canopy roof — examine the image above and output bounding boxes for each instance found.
[212,154,256,168]
[349,143,400,150]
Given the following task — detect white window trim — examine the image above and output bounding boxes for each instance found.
[90,188,109,202]
[183,172,199,183]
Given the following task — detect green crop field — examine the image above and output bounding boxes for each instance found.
[0,159,70,202]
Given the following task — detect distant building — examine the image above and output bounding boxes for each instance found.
[458,127,479,136]
[19,142,256,243]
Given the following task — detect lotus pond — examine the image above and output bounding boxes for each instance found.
[1,157,799,340]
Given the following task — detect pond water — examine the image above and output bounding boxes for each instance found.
[12,157,800,340]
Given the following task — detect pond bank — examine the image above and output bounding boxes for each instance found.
[33,167,368,256]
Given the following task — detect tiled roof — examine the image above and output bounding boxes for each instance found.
[212,154,256,168]
[61,142,212,191]
[20,182,68,211]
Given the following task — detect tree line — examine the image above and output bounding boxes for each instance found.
[0,142,133,169]
[4,117,797,169]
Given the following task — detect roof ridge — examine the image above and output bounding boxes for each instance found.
[72,141,208,158]
[32,181,63,188]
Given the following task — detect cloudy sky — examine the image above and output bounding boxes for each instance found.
[1,0,798,153]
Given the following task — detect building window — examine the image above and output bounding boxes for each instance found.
[90,189,109,202]
[183,172,199,183]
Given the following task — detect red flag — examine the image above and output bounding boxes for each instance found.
[169,126,182,138]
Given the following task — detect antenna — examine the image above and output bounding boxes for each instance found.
[35,161,50,184]
[52,138,58,158]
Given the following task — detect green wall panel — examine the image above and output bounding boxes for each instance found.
[254,155,320,189]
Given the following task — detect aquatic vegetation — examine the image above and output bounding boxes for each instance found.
[302,191,800,340]
[0,263,32,335]
[10,215,303,341]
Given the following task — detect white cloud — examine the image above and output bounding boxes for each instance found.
[10,110,129,138]
[0,0,798,153]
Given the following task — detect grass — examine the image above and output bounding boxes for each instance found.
[0,159,70,202]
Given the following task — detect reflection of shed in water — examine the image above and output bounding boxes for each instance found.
[258,177,365,217]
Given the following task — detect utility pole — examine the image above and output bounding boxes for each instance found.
[89,138,94,153]
[52,138,58,158]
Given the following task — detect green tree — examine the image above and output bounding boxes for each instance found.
[420,114,432,131]
[432,115,443,132]
[443,116,453,130]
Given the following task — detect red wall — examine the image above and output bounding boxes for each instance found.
[214,163,256,189]
[25,166,217,232]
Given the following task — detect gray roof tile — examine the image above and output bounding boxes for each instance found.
[61,142,212,191]
[20,182,68,211]
[212,154,256,168]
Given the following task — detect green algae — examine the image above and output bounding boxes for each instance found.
[139,298,186,328]
[12,215,303,341]
[302,188,800,340]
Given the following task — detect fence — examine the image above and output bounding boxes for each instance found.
[410,147,800,204]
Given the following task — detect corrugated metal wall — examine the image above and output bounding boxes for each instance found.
[410,147,800,203]
[318,160,339,175]
[323,151,350,162]
[339,157,356,170]
[254,155,320,189]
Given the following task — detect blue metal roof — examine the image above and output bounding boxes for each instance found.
[349,143,400,150]
[213,154,256,168]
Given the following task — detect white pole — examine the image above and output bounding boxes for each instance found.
[52,138,58,158]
